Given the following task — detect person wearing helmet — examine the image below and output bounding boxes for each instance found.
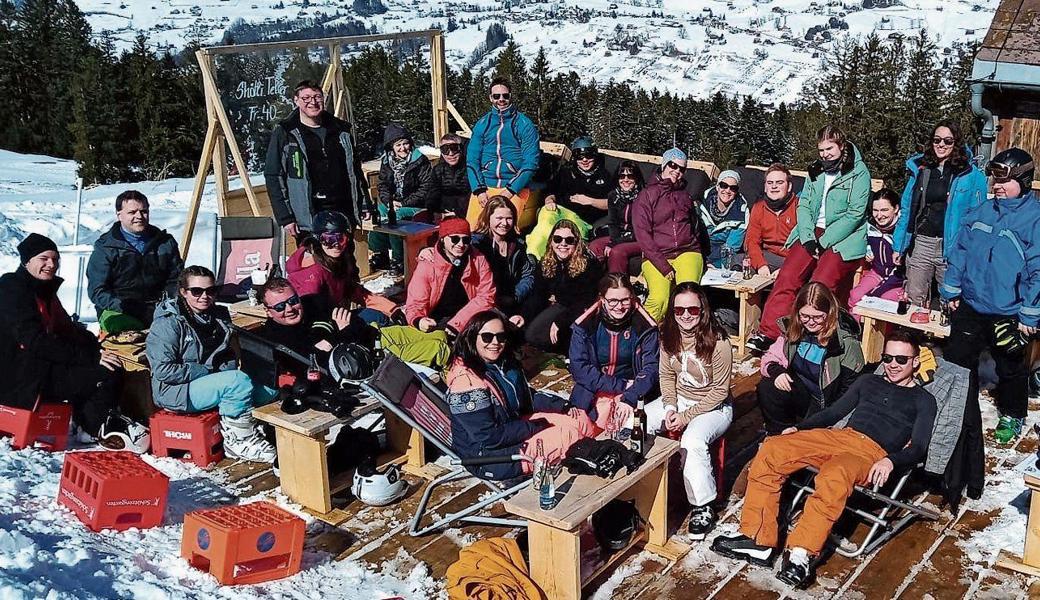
[543,136,613,229]
[286,210,397,324]
[370,123,435,277]
[465,78,541,230]
[941,147,1040,455]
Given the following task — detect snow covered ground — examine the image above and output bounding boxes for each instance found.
[73,0,999,105]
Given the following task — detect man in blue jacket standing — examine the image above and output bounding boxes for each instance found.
[464,77,540,230]
[941,148,1039,454]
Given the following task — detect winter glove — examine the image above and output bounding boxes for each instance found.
[802,240,822,258]
[994,318,1028,353]
[914,346,937,385]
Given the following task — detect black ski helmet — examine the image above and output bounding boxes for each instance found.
[313,210,351,234]
[591,499,640,551]
[987,148,1034,196]
[328,343,376,383]
[571,136,598,159]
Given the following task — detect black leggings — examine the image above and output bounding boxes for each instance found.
[756,374,817,434]
[524,304,573,353]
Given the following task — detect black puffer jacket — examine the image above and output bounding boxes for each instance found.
[85,223,183,325]
[521,253,603,323]
[432,159,470,215]
[377,123,435,209]
[554,158,613,224]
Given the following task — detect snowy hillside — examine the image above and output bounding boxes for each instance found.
[73,0,998,105]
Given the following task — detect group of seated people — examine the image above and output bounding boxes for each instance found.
[3,78,1039,589]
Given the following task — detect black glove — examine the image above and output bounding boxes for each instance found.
[562,438,645,478]
[803,240,822,258]
[528,418,552,432]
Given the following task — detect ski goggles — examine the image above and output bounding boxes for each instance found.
[573,148,598,160]
[986,160,1033,182]
[319,232,348,248]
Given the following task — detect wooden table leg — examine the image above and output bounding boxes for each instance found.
[632,461,690,561]
[734,290,762,360]
[354,229,371,278]
[860,315,885,363]
[273,427,331,514]
[996,488,1040,576]
[528,521,581,600]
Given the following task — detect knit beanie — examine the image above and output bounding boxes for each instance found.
[439,217,471,238]
[718,169,741,185]
[17,233,58,264]
[661,147,687,166]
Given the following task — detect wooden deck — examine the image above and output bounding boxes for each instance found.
[210,356,1039,598]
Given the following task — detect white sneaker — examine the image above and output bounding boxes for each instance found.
[98,412,151,454]
[220,414,276,463]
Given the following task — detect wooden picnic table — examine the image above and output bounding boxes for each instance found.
[353,219,439,281]
[700,268,776,358]
[852,302,950,363]
[503,435,687,600]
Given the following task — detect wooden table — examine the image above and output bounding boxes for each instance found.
[701,268,776,358]
[852,302,950,363]
[253,397,442,521]
[996,472,1040,577]
[354,219,439,281]
[101,337,155,422]
[503,436,687,600]
[228,300,268,330]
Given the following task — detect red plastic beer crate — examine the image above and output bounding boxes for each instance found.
[0,403,72,450]
[57,450,169,532]
[149,410,224,468]
[181,501,305,585]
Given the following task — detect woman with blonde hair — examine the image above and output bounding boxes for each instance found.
[522,219,602,352]
[757,282,864,434]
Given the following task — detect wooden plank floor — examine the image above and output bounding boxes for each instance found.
[210,356,1038,598]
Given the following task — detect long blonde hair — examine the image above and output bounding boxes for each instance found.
[540,219,589,278]
[785,282,840,347]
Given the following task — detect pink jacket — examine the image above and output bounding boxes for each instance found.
[285,247,396,315]
[405,249,496,332]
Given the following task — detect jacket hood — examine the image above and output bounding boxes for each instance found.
[808,142,863,180]
[153,296,181,320]
[383,123,412,150]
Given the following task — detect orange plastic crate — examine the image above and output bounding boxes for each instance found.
[57,451,169,532]
[181,501,305,585]
[0,403,72,451]
[149,410,224,468]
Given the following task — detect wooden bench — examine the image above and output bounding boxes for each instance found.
[700,268,776,359]
[253,397,444,522]
[996,471,1040,577]
[353,219,439,281]
[852,301,950,363]
[502,435,687,600]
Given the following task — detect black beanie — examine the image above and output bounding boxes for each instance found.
[17,233,58,264]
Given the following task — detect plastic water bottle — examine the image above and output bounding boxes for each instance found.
[535,439,555,510]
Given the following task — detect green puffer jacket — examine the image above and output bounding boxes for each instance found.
[787,142,872,261]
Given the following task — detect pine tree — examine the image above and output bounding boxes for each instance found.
[70,36,133,182]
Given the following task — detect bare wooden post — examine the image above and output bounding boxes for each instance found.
[181,122,219,258]
[430,31,449,142]
[199,54,229,216]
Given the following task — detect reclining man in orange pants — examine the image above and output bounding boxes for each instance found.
[712,329,936,588]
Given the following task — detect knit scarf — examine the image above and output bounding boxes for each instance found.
[765,192,794,213]
[389,152,409,200]
[599,304,634,331]
[611,186,639,207]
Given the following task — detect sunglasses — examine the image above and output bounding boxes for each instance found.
[479,331,508,344]
[880,353,914,365]
[446,235,471,246]
[551,234,578,245]
[718,181,739,191]
[664,161,685,172]
[265,294,301,313]
[673,305,702,317]
[618,171,637,181]
[987,160,1034,182]
[932,136,955,147]
[319,232,347,248]
[186,286,219,298]
[441,143,462,155]
[603,297,633,308]
[491,93,511,100]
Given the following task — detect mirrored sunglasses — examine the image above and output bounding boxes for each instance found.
[319,232,348,248]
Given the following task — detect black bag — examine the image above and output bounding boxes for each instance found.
[562,438,645,478]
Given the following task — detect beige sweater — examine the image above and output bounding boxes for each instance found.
[659,334,733,421]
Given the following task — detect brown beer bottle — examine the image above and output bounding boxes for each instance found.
[630,399,647,456]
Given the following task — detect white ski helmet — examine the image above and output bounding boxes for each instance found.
[351,461,408,506]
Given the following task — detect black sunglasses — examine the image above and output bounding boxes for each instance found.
[441,143,462,155]
[718,181,739,191]
[491,93,511,100]
[479,331,508,344]
[186,286,219,298]
[618,171,638,180]
[664,160,684,172]
[673,305,702,317]
[932,136,955,147]
[880,353,914,365]
[552,234,578,245]
[265,294,301,313]
[446,235,471,245]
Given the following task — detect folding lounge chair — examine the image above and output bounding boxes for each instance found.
[360,354,530,536]
[784,360,967,558]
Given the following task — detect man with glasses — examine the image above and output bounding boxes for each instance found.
[544,136,613,228]
[714,329,936,589]
[87,190,183,334]
[464,77,541,230]
[264,80,370,238]
[746,163,799,276]
[940,147,1040,450]
[432,133,470,218]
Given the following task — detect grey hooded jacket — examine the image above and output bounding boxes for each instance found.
[145,297,236,411]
